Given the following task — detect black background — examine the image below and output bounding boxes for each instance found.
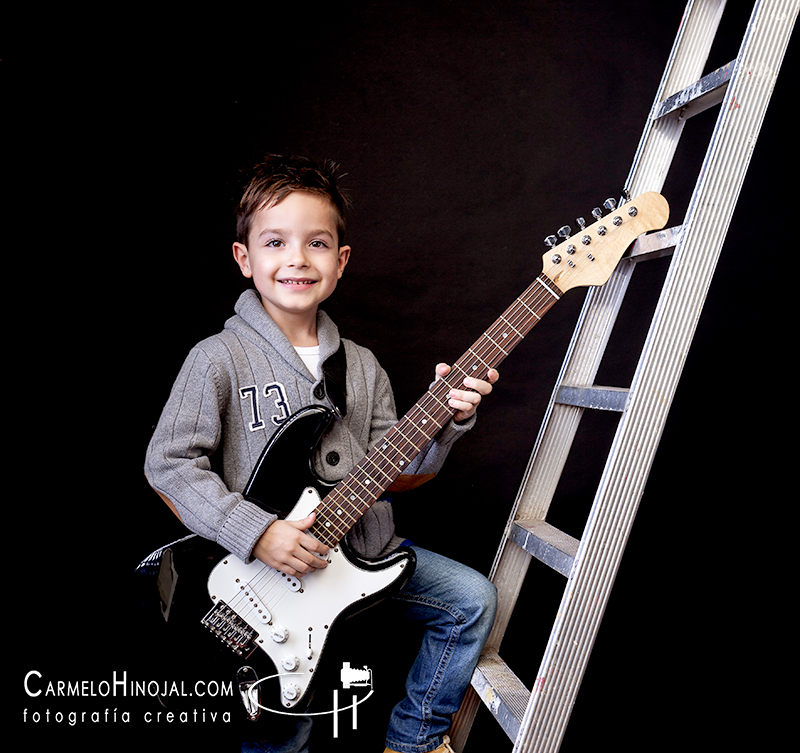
[14,2,792,751]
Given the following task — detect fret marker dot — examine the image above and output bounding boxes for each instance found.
[325,521,331,527]
[350,495,356,501]
[337,509,343,515]
[400,460,405,466]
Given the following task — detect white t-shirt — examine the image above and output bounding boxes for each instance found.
[294,345,320,376]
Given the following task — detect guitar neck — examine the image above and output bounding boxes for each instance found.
[309,190,670,546]
[310,271,563,547]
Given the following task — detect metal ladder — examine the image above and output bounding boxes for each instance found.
[450,1,797,751]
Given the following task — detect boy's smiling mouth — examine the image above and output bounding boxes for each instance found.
[279,278,317,286]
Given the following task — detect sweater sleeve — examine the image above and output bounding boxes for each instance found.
[144,347,276,562]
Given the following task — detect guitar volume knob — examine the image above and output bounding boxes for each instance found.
[270,625,289,643]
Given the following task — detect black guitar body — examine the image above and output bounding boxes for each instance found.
[134,405,416,735]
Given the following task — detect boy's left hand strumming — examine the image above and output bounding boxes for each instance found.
[435,363,499,423]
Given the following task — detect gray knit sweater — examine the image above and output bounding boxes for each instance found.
[144,290,472,563]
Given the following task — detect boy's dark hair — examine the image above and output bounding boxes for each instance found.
[235,154,351,245]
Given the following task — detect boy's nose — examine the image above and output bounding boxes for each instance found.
[287,245,310,266]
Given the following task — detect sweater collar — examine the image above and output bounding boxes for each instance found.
[228,289,342,379]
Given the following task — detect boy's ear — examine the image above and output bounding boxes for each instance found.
[232,242,253,278]
[337,245,351,278]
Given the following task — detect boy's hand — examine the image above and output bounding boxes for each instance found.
[253,512,330,577]
[435,363,499,423]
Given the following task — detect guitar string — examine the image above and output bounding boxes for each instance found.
[233,562,287,615]
[322,273,563,535]
[312,271,564,544]
[312,203,654,543]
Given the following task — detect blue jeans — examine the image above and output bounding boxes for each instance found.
[384,546,497,753]
[242,546,496,753]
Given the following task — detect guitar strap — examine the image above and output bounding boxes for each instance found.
[321,341,348,417]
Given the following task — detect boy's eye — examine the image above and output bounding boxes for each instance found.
[309,240,329,248]
[265,239,283,248]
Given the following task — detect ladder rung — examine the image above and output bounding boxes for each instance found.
[470,650,529,742]
[653,59,734,120]
[555,385,629,412]
[628,224,682,262]
[509,520,579,577]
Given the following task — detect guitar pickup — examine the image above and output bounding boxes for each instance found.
[201,601,258,657]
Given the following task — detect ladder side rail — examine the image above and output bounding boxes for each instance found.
[513,3,796,751]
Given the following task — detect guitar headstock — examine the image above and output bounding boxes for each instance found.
[541,191,669,292]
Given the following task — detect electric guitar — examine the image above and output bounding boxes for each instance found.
[137,191,669,725]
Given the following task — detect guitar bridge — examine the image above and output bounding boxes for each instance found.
[201,601,258,657]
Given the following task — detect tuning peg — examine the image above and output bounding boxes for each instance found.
[576,217,586,230]
[603,198,617,212]
[557,225,572,240]
[544,234,558,248]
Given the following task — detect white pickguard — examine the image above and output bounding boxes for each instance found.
[206,486,410,710]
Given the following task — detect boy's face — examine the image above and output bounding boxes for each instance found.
[232,191,350,332]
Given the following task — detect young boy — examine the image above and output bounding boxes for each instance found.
[144,155,498,753]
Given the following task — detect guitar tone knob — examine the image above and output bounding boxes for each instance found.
[282,683,301,701]
[281,655,300,671]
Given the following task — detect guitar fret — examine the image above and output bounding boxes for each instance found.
[516,296,542,321]
[392,420,425,453]
[467,347,492,369]
[482,333,509,356]
[498,314,523,338]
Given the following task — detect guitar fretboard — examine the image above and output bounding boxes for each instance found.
[309,271,563,547]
